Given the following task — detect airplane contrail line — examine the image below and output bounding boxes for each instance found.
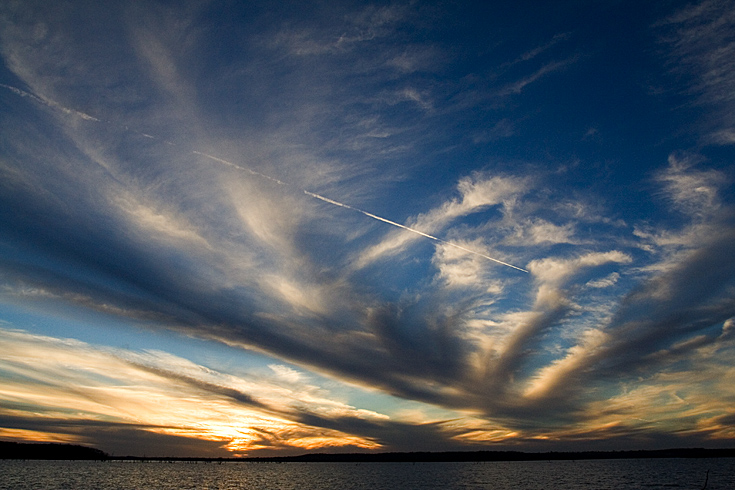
[2,83,528,273]
[1,84,100,121]
[304,191,528,272]
[194,151,528,272]
[192,151,288,186]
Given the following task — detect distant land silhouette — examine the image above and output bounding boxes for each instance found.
[0,441,108,460]
[265,448,735,463]
[2,442,734,462]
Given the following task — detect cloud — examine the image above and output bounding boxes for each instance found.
[656,153,728,218]
[0,326,537,454]
[432,240,508,290]
[504,218,577,246]
[523,327,609,401]
[386,45,441,74]
[586,272,620,288]
[527,251,631,290]
[503,32,571,66]
[518,209,735,419]
[706,128,735,145]
[657,0,735,143]
[464,251,632,411]
[432,155,734,430]
[355,173,528,268]
[497,57,577,96]
[0,328,392,455]
[3,107,729,441]
[272,4,406,57]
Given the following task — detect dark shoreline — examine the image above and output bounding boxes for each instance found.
[241,448,735,463]
[2,442,734,462]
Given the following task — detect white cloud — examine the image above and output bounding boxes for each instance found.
[111,190,211,249]
[269,364,305,384]
[586,272,620,288]
[397,87,433,111]
[657,153,727,218]
[355,174,528,268]
[528,251,632,288]
[432,239,507,291]
[524,328,609,400]
[504,218,576,246]
[707,128,735,145]
[722,318,735,339]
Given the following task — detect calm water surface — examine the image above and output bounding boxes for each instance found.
[1,458,733,490]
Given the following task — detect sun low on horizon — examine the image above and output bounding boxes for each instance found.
[1,0,734,458]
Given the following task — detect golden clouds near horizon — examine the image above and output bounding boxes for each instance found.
[0,328,382,455]
[1,325,733,455]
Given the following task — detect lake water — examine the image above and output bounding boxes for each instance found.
[1,458,733,489]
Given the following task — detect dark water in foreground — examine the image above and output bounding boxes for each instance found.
[1,458,733,489]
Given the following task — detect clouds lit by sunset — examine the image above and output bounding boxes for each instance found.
[1,0,734,457]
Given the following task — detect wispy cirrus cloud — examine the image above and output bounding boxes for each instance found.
[655,152,728,218]
[497,57,578,96]
[516,33,572,64]
[657,0,735,144]
[271,4,407,56]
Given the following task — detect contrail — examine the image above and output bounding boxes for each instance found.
[195,151,527,272]
[192,151,288,187]
[1,84,100,121]
[3,84,528,273]
[303,191,528,272]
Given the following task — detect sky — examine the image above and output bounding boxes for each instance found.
[0,0,734,458]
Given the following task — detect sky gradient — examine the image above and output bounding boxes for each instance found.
[1,0,734,457]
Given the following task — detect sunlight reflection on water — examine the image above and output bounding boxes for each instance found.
[1,458,733,490]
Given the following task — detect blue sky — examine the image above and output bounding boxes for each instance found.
[1,0,734,457]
